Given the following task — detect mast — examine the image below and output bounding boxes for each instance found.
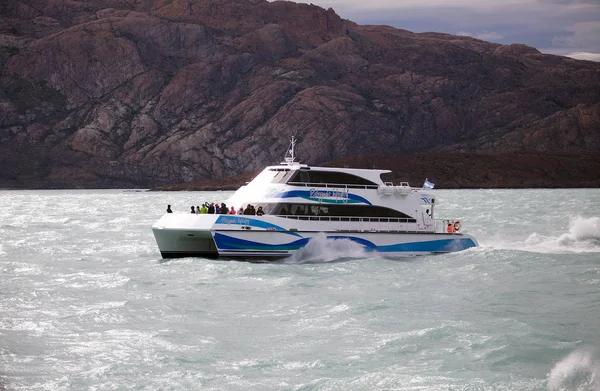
[281,136,297,165]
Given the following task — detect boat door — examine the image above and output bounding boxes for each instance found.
[417,209,427,231]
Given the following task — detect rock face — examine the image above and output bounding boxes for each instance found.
[1,0,600,188]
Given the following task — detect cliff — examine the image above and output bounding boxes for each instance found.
[1,0,600,188]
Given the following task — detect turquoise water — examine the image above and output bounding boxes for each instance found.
[1,189,599,390]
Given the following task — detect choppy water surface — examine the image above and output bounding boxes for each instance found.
[1,189,600,390]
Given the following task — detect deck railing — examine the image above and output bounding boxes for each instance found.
[278,215,461,234]
[287,182,379,190]
[208,212,461,234]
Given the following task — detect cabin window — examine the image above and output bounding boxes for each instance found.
[268,168,292,184]
[255,202,415,221]
[287,170,377,186]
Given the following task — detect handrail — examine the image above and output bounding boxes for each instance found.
[275,215,461,234]
[287,181,379,190]
[286,181,424,192]
[280,215,416,223]
[212,212,462,234]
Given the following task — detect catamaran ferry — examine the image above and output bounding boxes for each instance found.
[152,138,478,260]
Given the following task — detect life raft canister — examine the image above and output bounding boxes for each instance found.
[454,221,461,231]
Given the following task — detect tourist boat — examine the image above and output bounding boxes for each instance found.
[152,137,478,260]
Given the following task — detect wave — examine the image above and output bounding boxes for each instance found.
[557,216,600,246]
[548,349,600,391]
[284,233,367,264]
[485,216,600,254]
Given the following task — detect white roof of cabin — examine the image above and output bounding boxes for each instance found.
[265,164,391,185]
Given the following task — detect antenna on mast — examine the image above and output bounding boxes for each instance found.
[281,135,297,165]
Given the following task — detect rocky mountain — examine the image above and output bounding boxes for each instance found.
[1,0,599,188]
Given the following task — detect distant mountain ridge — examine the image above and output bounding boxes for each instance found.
[155,152,600,190]
[1,0,599,188]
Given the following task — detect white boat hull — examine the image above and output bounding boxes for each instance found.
[152,214,478,260]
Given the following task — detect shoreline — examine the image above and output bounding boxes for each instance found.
[2,152,600,190]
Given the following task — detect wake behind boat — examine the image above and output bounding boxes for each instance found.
[152,137,478,260]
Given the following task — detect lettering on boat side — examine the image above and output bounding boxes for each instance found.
[218,216,251,225]
[309,188,349,201]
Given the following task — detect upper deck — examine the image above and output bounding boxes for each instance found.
[252,164,392,189]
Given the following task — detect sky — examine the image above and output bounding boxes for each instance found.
[296,0,600,61]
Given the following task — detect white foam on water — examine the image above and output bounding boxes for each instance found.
[557,216,600,248]
[482,216,600,254]
[548,349,600,391]
[284,233,367,264]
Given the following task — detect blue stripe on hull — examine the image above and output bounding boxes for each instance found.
[215,216,300,236]
[378,237,477,253]
[214,232,310,251]
[213,232,477,254]
[320,235,476,253]
[273,190,372,205]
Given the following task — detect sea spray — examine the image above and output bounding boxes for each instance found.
[486,216,600,254]
[548,349,600,391]
[285,233,367,264]
[558,216,600,248]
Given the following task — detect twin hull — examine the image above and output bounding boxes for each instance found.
[152,214,478,260]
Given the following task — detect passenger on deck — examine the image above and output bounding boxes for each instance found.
[229,206,236,214]
[280,206,288,215]
[215,203,220,214]
[167,205,172,213]
[256,206,264,216]
[295,206,304,215]
[207,203,215,214]
[237,206,244,215]
[220,203,229,214]
[200,204,208,214]
[191,206,196,214]
[447,223,455,233]
[196,206,200,214]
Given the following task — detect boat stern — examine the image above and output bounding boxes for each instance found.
[152,214,220,259]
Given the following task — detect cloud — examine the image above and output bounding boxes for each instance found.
[457,31,504,41]
[301,0,600,61]
[552,21,600,49]
[539,0,600,4]
[312,0,539,11]
[565,52,600,60]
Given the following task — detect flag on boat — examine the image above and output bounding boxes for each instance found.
[423,179,435,189]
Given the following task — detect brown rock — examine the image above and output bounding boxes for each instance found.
[1,0,600,189]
